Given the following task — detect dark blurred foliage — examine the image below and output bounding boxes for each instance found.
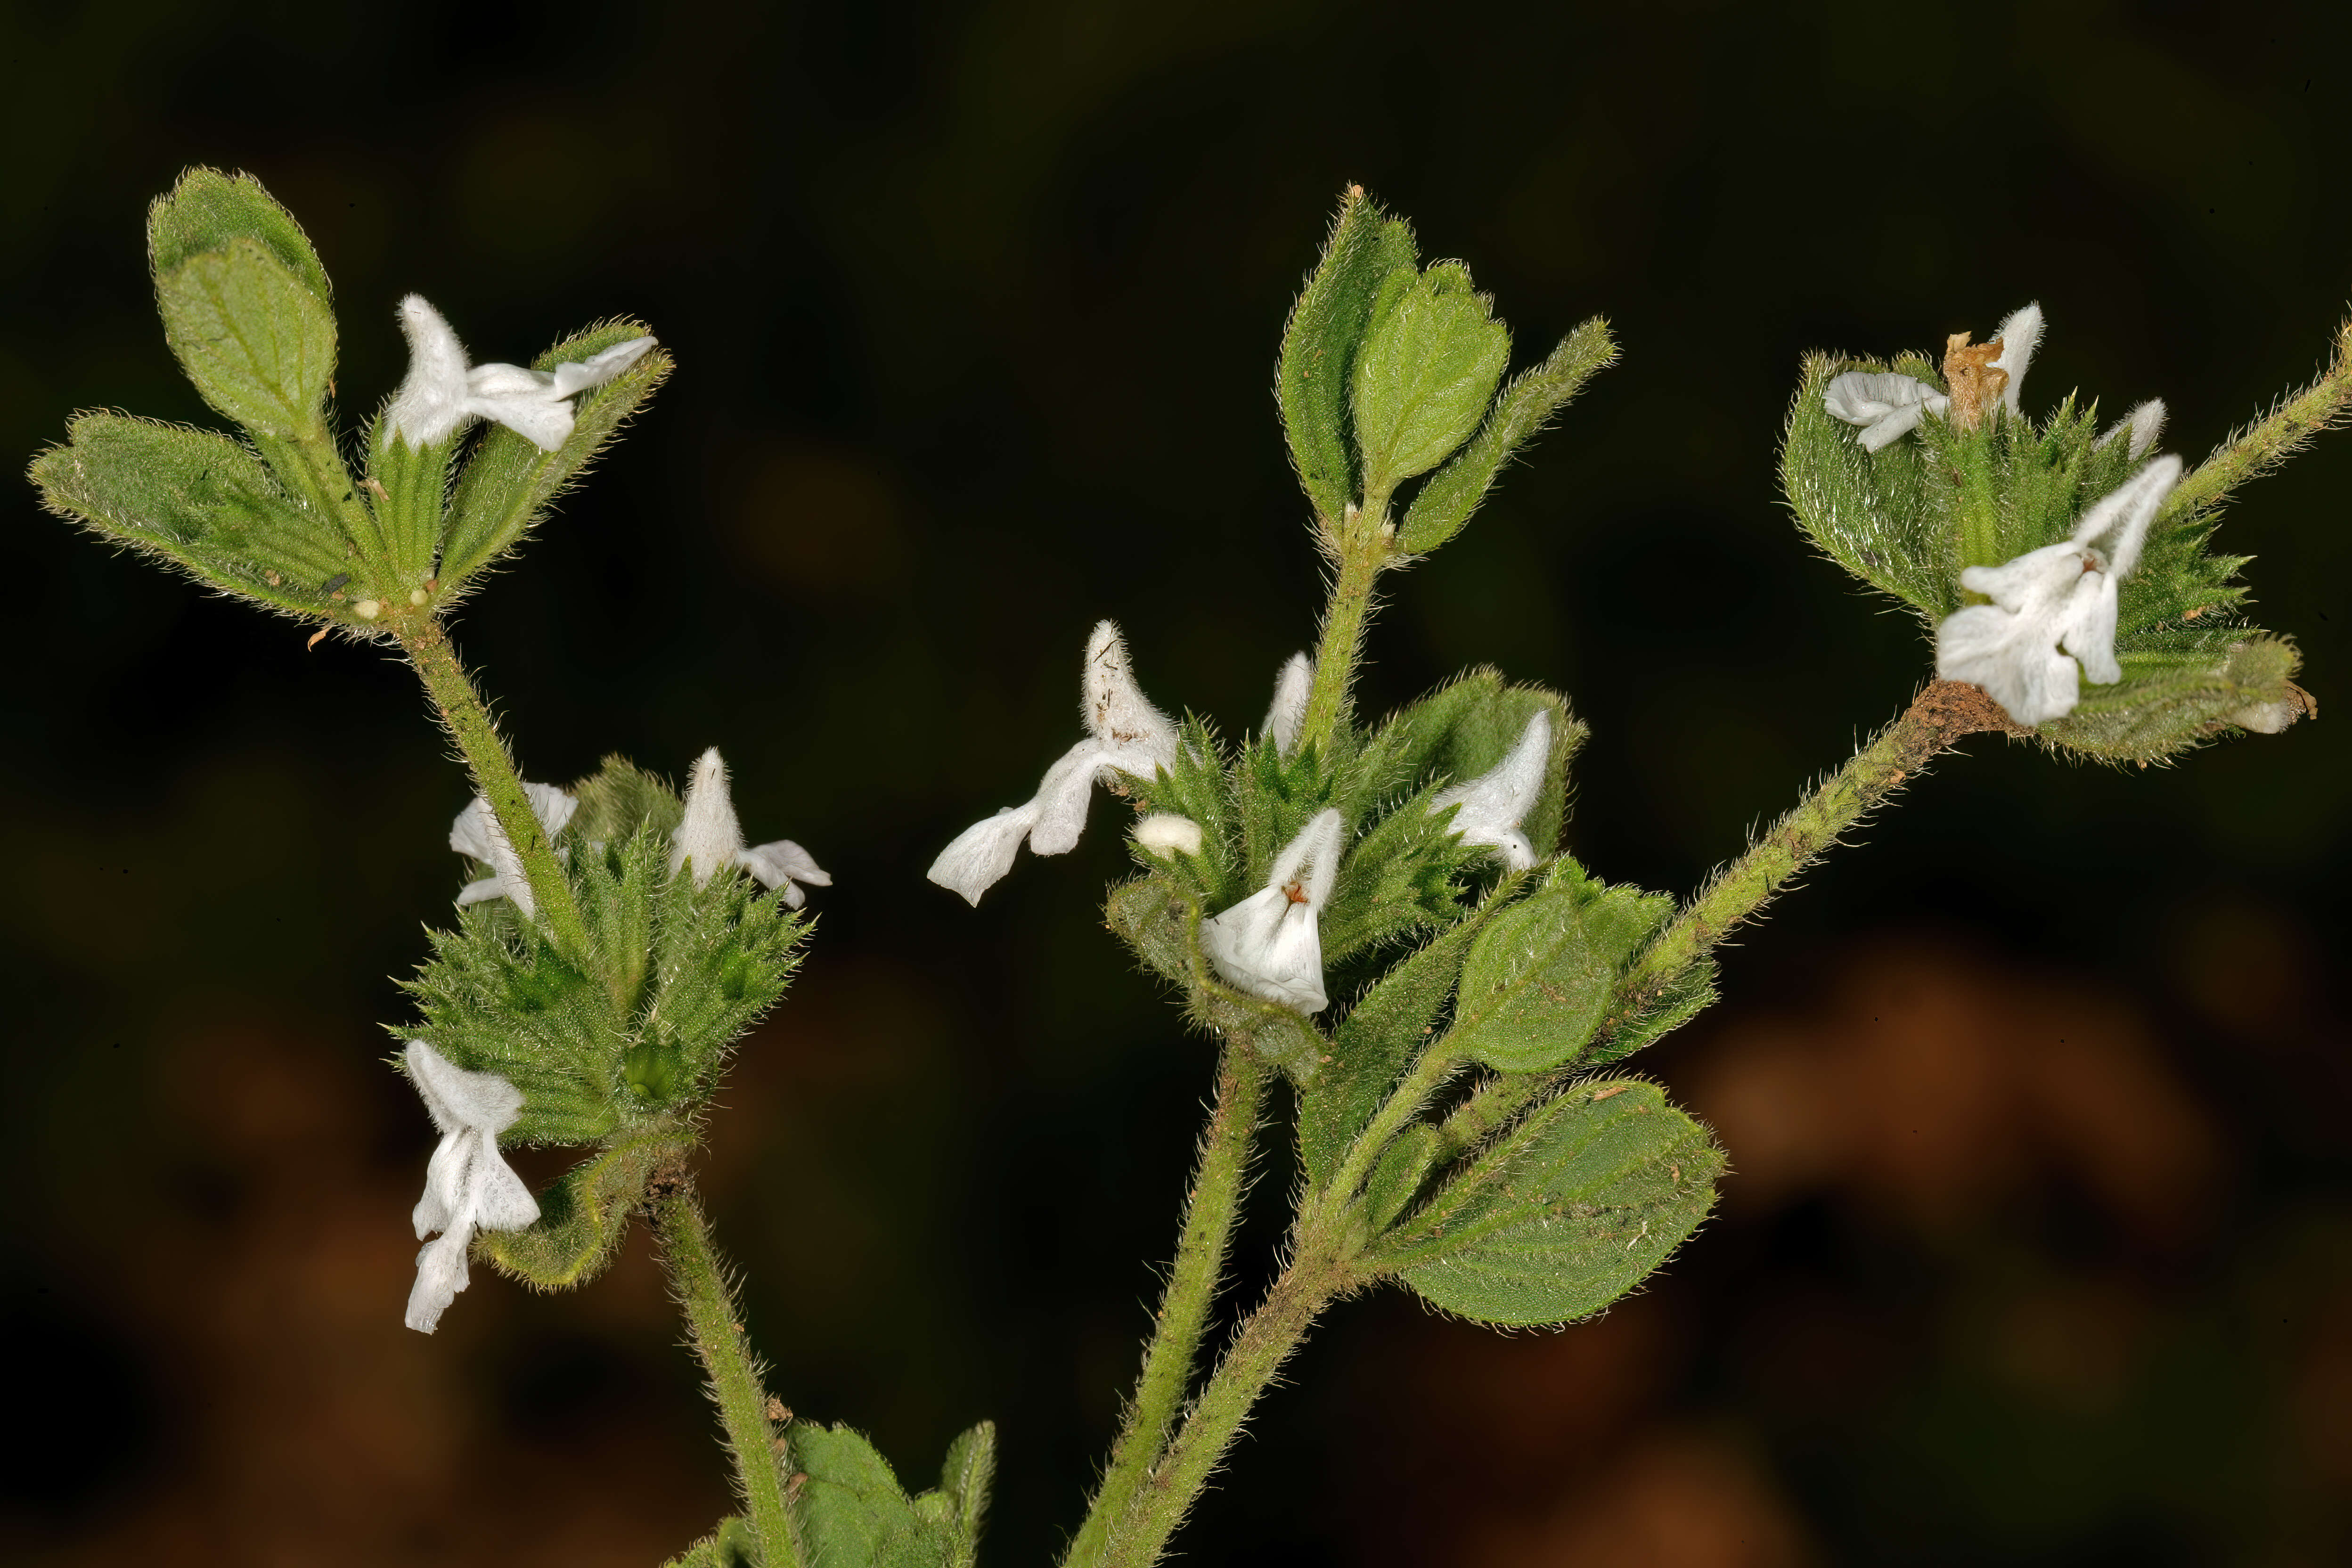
[4,0,2350,1563]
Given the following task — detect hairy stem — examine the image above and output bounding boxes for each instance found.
[1064,1045,1267,1568]
[396,618,592,959]
[653,1180,807,1568]
[1318,1045,1459,1212]
[1298,505,1391,756]
[1098,1257,1348,1568]
[2170,313,2352,519]
[1616,678,2011,1008]
[1438,678,2016,1156]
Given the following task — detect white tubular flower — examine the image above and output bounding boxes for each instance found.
[1263,652,1312,754]
[1824,371,1950,454]
[1134,812,1204,859]
[1201,809,1345,1014]
[385,295,655,452]
[1427,708,1552,872]
[451,782,578,918]
[1989,302,2043,417]
[669,748,831,908]
[2099,398,2168,462]
[928,621,1179,906]
[404,1041,539,1334]
[1936,456,2182,726]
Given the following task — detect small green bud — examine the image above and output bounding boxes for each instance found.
[1277,186,1420,525]
[1349,259,1511,498]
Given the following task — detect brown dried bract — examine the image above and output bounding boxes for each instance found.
[1912,678,2027,746]
[1944,331,2009,431]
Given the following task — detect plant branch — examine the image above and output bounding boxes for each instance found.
[652,1178,808,1568]
[1437,678,2017,1157]
[396,617,592,959]
[1096,1254,1350,1568]
[1065,1043,1267,1568]
[1298,504,1392,756]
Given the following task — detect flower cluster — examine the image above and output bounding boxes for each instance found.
[1822,303,2181,728]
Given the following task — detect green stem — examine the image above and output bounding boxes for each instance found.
[652,1180,808,1568]
[1097,1256,1349,1568]
[397,618,593,959]
[1317,1045,1459,1214]
[1297,504,1391,756]
[1438,678,2015,1155]
[1064,1044,1266,1568]
[2169,313,2352,519]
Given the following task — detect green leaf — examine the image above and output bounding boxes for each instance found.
[1278,188,1419,525]
[2040,629,2303,763]
[31,412,364,620]
[660,1516,759,1568]
[918,1421,996,1568]
[477,1129,678,1289]
[1388,1079,1724,1326]
[155,237,338,439]
[1585,952,1719,1067]
[438,320,670,595]
[569,753,688,846]
[1350,260,1511,497]
[790,1421,959,1568]
[1298,907,1493,1189]
[1443,861,1671,1074]
[148,166,334,308]
[1779,352,1954,622]
[1396,317,1617,554]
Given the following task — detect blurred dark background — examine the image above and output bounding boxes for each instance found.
[5,1,2350,1563]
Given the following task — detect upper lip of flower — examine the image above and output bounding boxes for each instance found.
[1427,708,1552,872]
[927,620,1179,905]
[385,294,656,452]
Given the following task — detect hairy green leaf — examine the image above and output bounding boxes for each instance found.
[477,1128,679,1289]
[148,166,333,307]
[1443,861,1671,1074]
[1388,1079,1724,1326]
[439,321,670,595]
[1351,260,1511,497]
[156,237,337,439]
[790,1421,967,1568]
[1397,317,1617,553]
[2041,629,2303,762]
[1278,188,1418,524]
[31,413,363,620]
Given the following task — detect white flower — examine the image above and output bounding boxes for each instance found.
[451,782,578,918]
[1134,813,1204,858]
[1823,371,1949,453]
[1263,652,1312,754]
[670,748,831,907]
[1427,708,1552,872]
[385,295,656,452]
[1988,302,2043,417]
[1200,808,1345,1014]
[404,1040,539,1334]
[2098,398,2168,462]
[1936,456,2182,726]
[1825,302,2044,451]
[928,621,1179,905]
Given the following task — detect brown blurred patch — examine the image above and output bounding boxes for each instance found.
[1685,939,2225,1244]
[1457,1427,1816,1568]
[726,441,908,597]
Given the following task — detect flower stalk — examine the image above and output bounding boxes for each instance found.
[652,1178,809,1568]
[397,618,593,960]
[1064,1044,1267,1568]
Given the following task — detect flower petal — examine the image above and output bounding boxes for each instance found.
[927,804,1042,906]
[1991,302,2043,417]
[1264,653,1313,754]
[385,296,473,448]
[1429,708,1551,871]
[670,747,746,886]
